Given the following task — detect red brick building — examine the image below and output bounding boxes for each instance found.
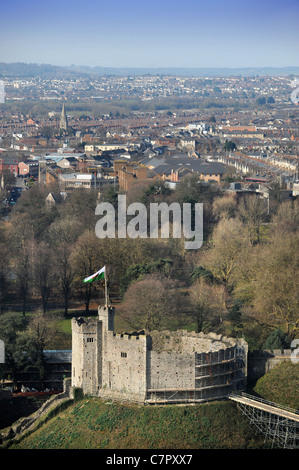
[0,158,19,177]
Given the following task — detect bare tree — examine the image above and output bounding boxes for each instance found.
[55,243,75,316]
[251,232,299,341]
[201,217,250,287]
[33,242,56,313]
[237,195,267,244]
[119,274,183,331]
[0,242,10,313]
[271,199,299,235]
[212,194,237,221]
[189,278,228,332]
[14,242,32,317]
[70,230,102,312]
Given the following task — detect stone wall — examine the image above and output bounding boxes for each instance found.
[148,351,195,391]
[101,331,148,402]
[247,349,294,381]
[0,378,72,446]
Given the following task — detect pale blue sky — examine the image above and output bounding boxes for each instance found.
[0,0,298,68]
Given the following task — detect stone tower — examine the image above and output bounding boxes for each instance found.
[71,305,115,396]
[60,103,68,134]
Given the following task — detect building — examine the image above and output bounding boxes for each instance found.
[56,156,79,169]
[58,172,96,190]
[114,161,149,191]
[140,155,227,184]
[60,104,68,134]
[71,305,248,404]
[0,158,19,177]
[292,181,299,197]
[12,350,72,391]
[197,161,227,183]
[58,171,116,191]
[180,137,196,148]
[84,143,129,153]
[45,192,67,208]
[18,161,39,178]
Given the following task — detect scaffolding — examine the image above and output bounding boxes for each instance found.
[145,344,247,405]
[229,392,299,449]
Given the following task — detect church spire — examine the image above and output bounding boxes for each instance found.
[60,103,68,133]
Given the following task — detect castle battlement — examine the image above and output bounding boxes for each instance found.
[71,306,248,404]
[111,332,147,341]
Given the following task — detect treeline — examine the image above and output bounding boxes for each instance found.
[0,177,214,317]
[1,95,252,119]
[0,175,298,347]
[116,182,299,349]
[0,175,298,388]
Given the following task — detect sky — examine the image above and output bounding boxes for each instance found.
[0,0,298,69]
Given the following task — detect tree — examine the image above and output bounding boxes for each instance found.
[189,278,227,332]
[237,195,267,244]
[0,170,17,198]
[257,97,266,105]
[55,243,75,316]
[39,126,56,139]
[212,194,237,221]
[201,218,250,288]
[17,310,62,388]
[120,259,173,295]
[263,329,290,350]
[33,242,56,313]
[58,188,98,232]
[271,199,299,235]
[227,299,243,327]
[0,312,28,388]
[13,241,32,316]
[119,274,183,331]
[70,230,102,312]
[191,266,214,284]
[223,140,237,152]
[0,241,10,313]
[11,183,54,240]
[251,232,299,341]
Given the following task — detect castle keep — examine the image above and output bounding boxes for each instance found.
[71,305,248,404]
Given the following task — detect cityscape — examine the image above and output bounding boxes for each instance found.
[0,0,298,455]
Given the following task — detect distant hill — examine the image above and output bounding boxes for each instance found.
[1,62,299,79]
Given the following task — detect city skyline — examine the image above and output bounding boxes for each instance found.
[0,0,298,69]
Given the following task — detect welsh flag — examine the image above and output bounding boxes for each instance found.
[83,266,105,284]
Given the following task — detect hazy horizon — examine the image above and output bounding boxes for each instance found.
[0,0,298,69]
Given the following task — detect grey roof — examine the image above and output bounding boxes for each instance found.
[43,350,72,363]
[140,155,227,175]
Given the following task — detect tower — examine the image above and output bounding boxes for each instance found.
[71,305,115,395]
[60,103,68,134]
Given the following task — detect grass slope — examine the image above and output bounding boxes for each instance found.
[253,362,299,410]
[10,399,268,449]
[8,358,299,450]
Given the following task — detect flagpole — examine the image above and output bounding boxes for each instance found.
[104,266,108,306]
